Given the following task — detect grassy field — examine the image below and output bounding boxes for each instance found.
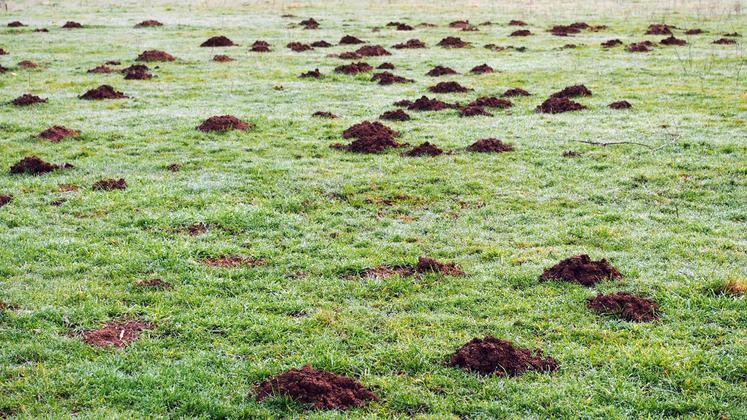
[1,0,746,417]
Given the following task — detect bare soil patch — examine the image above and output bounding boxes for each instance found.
[355,45,391,56]
[213,54,233,62]
[468,97,512,108]
[88,65,114,73]
[550,84,592,99]
[62,21,83,29]
[372,71,413,85]
[312,111,337,118]
[136,50,175,61]
[393,39,426,49]
[460,106,492,117]
[510,29,532,36]
[136,279,173,289]
[300,68,322,78]
[587,292,659,322]
[92,178,127,191]
[18,60,39,69]
[201,36,235,47]
[80,319,152,348]
[660,36,686,46]
[0,195,12,207]
[340,35,365,44]
[426,65,457,76]
[602,39,623,48]
[449,337,558,376]
[287,42,313,52]
[311,40,332,47]
[407,96,454,111]
[645,24,673,35]
[470,64,493,74]
[540,254,621,286]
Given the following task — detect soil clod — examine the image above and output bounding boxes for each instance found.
[355,45,391,56]
[201,36,235,47]
[287,42,313,52]
[12,94,47,106]
[540,254,621,286]
[197,115,252,132]
[380,109,410,121]
[10,156,71,175]
[627,41,654,52]
[536,97,586,113]
[460,106,492,117]
[135,20,163,27]
[467,138,513,153]
[645,24,673,35]
[608,100,632,109]
[393,39,426,49]
[377,62,395,70]
[311,40,332,48]
[136,50,175,61]
[660,36,686,46]
[203,256,266,267]
[602,39,623,48]
[437,36,469,48]
[39,126,79,142]
[300,68,322,78]
[213,54,233,62]
[407,96,454,111]
[300,18,319,29]
[92,178,127,191]
[713,38,737,45]
[88,65,113,73]
[334,62,372,74]
[80,319,152,348]
[7,21,25,27]
[403,142,443,157]
[510,29,532,36]
[62,21,83,29]
[429,81,472,93]
[509,20,528,26]
[333,121,403,153]
[312,111,337,119]
[468,96,512,108]
[426,65,457,76]
[339,35,365,45]
[502,88,530,97]
[550,84,592,99]
[18,60,39,69]
[449,336,558,376]
[470,64,494,74]
[587,292,659,322]
[372,71,412,85]
[80,85,128,100]
[0,195,12,207]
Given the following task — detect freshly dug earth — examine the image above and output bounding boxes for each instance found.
[136,50,175,61]
[426,65,457,76]
[355,45,391,56]
[183,222,208,235]
[536,97,586,113]
[88,65,113,73]
[7,21,25,27]
[201,36,235,47]
[80,319,152,348]
[250,40,271,52]
[713,38,737,45]
[62,21,83,29]
[660,36,686,46]
[197,115,252,132]
[288,42,313,52]
[18,60,39,69]
[550,84,592,98]
[646,24,673,35]
[379,109,410,121]
[470,64,493,74]
[337,51,362,59]
[371,71,413,85]
[685,29,704,35]
[254,365,378,411]
[136,278,173,289]
[80,85,128,100]
[510,29,532,36]
[300,18,319,29]
[135,20,163,27]
[12,94,47,106]
[587,292,659,322]
[437,37,469,48]
[403,142,443,157]
[300,68,322,78]
[415,256,464,275]
[393,39,426,49]
[377,62,395,69]
[312,111,337,118]
[467,138,514,153]
[10,156,71,175]
[0,195,12,207]
[460,106,492,117]
[449,337,559,376]
[202,256,266,267]
[540,254,621,286]
[339,35,365,44]
[311,40,332,47]
[359,256,464,278]
[407,96,454,111]
[213,55,233,62]
[509,20,528,26]
[92,178,127,191]
[468,96,512,108]
[602,39,623,48]
[502,88,531,97]
[627,41,654,52]
[428,81,472,93]
[39,126,79,142]
[333,121,402,153]
[334,62,372,74]
[343,121,398,140]
[609,100,632,109]
[124,68,153,79]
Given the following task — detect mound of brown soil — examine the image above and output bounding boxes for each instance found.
[62,21,83,29]
[460,106,492,117]
[340,35,365,45]
[335,51,361,59]
[660,36,686,46]
[80,319,152,347]
[92,178,127,191]
[197,115,252,132]
[203,255,265,267]
[508,20,528,26]
[88,65,113,73]
[312,111,337,118]
[10,156,71,175]
[429,81,472,93]
[334,62,372,74]
[18,60,39,69]
[537,97,586,113]
[602,39,623,48]
[393,38,426,49]
[0,195,12,207]
[213,54,233,62]
[355,45,391,56]
[311,40,332,47]
[80,85,128,100]
[437,37,469,48]
[377,62,395,70]
[136,278,172,289]
[646,24,673,35]
[372,71,413,85]
[449,20,470,29]
[627,41,653,52]
[343,121,398,140]
[470,64,493,74]
[407,96,454,111]
[124,68,153,79]
[255,365,377,411]
[609,100,632,109]
[300,18,319,29]
[39,126,79,142]
[135,20,162,27]
[403,142,443,157]
[380,109,410,121]
[510,29,532,36]
[468,97,512,108]
[449,337,558,376]
[395,23,413,31]
[426,65,457,77]
[551,84,591,98]
[136,50,175,61]
[249,40,271,52]
[540,254,621,286]
[287,42,313,52]
[12,94,47,106]
[684,28,704,35]
[300,68,322,78]
[8,21,25,27]
[416,256,464,275]
[562,44,577,49]
[713,38,737,45]
[587,292,659,322]
[358,256,464,278]
[120,64,148,74]
[34,28,49,33]
[0,48,7,55]
[467,138,513,153]
[548,25,582,36]
[502,88,530,97]
[333,121,403,153]
[201,36,235,47]
[393,99,413,107]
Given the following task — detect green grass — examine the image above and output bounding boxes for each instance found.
[1,0,746,417]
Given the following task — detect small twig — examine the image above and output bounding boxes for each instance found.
[574,140,655,149]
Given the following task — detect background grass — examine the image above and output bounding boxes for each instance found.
[1,0,746,417]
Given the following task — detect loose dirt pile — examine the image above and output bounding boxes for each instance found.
[510,29,532,36]
[18,60,39,69]
[470,64,493,74]
[300,18,319,29]
[8,21,25,27]
[92,178,127,191]
[540,254,621,286]
[416,256,464,275]
[449,337,558,376]
[136,50,175,61]
[372,71,413,85]
[0,195,12,207]
[183,222,208,235]
[403,142,443,157]
[467,138,514,152]
[426,65,457,76]
[300,68,322,78]
[608,100,632,109]
[80,319,152,347]
[395,23,413,31]
[197,115,252,132]
[136,278,173,289]
[509,20,528,26]
[355,45,391,56]
[213,54,233,62]
[343,121,398,139]
[548,25,582,36]
[62,21,83,29]
[10,156,71,175]
[684,29,704,35]
[254,365,378,411]
[87,65,113,73]
[449,20,470,29]
[334,62,372,74]
[587,292,659,322]
[80,85,128,100]
[502,88,530,97]
[468,97,512,108]
[437,37,469,48]
[202,256,265,267]
[311,40,332,47]
[429,81,472,93]
[39,126,79,142]
[550,84,592,98]
[0,48,7,55]
[312,111,337,118]
[340,35,365,45]
[380,109,410,121]
[332,121,403,153]
[34,28,49,33]
[121,64,148,74]
[536,97,586,113]
[12,94,47,106]
[627,41,654,52]
[201,36,235,47]
[602,39,623,48]
[377,62,395,69]
[460,106,492,117]
[287,42,313,52]
[250,40,271,52]
[393,39,426,49]
[135,20,163,27]
[359,256,464,278]
[407,96,454,111]
[337,51,362,59]
[660,36,686,46]
[646,24,673,35]
[713,38,737,45]
[124,68,153,79]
